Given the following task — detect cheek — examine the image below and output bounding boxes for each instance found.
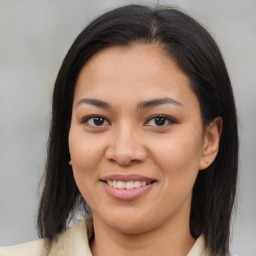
[150,135,202,213]
[150,131,203,182]
[69,127,104,170]
[70,141,102,208]
[68,129,105,197]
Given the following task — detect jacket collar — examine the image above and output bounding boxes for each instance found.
[49,217,207,256]
[48,217,93,256]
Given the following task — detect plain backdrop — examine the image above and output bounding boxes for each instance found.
[0,0,255,255]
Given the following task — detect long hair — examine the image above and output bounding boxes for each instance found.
[37,5,238,256]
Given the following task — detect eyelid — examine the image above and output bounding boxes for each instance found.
[144,114,177,126]
[80,114,176,127]
[81,114,111,126]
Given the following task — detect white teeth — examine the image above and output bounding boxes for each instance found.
[107,180,149,189]
[117,181,126,189]
[125,181,134,190]
[134,181,142,188]
[113,180,118,187]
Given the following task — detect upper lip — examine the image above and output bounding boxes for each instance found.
[100,174,156,182]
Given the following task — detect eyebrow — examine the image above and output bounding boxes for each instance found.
[137,97,183,109]
[75,97,183,109]
[75,98,111,109]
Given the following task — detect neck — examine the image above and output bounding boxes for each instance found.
[90,214,195,256]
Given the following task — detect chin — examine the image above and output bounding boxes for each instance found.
[100,210,161,234]
[110,220,151,234]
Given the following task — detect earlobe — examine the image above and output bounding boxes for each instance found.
[199,117,223,170]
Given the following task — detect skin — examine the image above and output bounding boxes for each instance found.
[69,43,222,256]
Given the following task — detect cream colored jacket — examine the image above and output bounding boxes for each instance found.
[0,217,211,256]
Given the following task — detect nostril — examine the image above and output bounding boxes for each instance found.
[107,158,135,166]
[105,141,147,165]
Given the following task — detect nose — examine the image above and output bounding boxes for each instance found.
[105,125,147,166]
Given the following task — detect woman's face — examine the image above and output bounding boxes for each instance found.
[69,44,210,234]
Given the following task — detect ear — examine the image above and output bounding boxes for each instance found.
[199,117,223,170]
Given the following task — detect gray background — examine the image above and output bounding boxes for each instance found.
[0,0,255,255]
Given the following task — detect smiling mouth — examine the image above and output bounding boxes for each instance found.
[102,180,156,190]
[100,174,157,200]
[101,178,157,200]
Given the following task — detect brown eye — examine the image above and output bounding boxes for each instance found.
[145,115,175,127]
[93,117,105,126]
[82,115,110,127]
[154,117,166,126]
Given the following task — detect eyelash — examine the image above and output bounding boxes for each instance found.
[81,115,110,127]
[145,114,176,127]
[81,114,176,127]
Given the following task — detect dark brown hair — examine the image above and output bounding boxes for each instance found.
[38,5,238,256]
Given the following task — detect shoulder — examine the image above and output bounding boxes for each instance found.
[0,217,93,256]
[0,239,47,256]
[187,236,237,256]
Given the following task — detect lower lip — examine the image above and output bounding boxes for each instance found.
[102,182,155,201]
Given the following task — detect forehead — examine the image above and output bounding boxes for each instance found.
[79,43,181,82]
[73,43,197,109]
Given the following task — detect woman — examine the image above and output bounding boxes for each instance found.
[0,4,238,256]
